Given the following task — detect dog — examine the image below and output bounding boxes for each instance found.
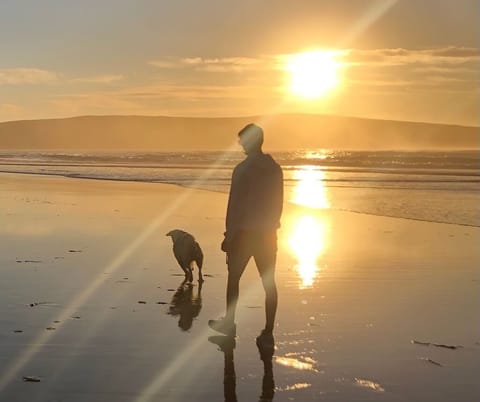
[166,229,204,283]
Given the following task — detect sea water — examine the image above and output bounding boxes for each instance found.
[0,150,478,226]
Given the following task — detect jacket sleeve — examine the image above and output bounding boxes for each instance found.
[273,165,284,228]
[225,165,248,240]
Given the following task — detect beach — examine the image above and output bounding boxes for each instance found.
[0,172,479,401]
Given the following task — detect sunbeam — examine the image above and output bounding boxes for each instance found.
[339,0,398,46]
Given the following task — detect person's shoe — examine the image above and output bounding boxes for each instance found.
[256,330,275,360]
[208,335,236,352]
[208,318,236,336]
[256,330,274,347]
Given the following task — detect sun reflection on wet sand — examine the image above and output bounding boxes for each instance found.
[291,167,330,209]
[275,356,318,371]
[354,378,385,392]
[280,383,312,391]
[288,214,328,287]
[286,167,330,288]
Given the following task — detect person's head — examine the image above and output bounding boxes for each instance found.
[238,123,264,154]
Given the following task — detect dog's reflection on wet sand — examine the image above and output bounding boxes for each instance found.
[209,335,275,402]
[168,278,203,331]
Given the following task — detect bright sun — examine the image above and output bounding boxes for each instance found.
[286,50,342,99]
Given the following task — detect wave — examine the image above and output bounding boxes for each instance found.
[1,149,479,169]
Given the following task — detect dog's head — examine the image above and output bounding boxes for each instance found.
[166,229,187,243]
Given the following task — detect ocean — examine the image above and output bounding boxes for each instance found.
[0,149,479,227]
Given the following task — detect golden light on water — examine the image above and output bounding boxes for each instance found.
[286,167,330,288]
[288,214,328,288]
[285,50,343,99]
[275,356,317,371]
[291,167,330,209]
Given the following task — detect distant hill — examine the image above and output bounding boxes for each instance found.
[0,114,478,150]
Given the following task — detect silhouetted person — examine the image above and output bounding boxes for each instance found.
[168,278,202,331]
[208,335,275,402]
[209,123,283,347]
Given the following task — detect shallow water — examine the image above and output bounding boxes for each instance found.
[1,149,479,226]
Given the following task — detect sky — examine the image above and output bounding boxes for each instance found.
[0,0,478,126]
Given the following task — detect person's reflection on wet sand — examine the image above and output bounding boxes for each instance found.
[167,278,202,331]
[211,336,237,402]
[208,336,275,402]
[257,340,275,402]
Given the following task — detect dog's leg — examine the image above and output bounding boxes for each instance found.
[194,246,204,283]
[178,264,190,280]
[185,264,194,283]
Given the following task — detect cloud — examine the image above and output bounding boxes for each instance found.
[150,56,272,73]
[429,47,480,58]
[186,57,263,73]
[339,47,479,96]
[342,47,480,66]
[347,79,414,87]
[150,47,480,76]
[183,57,260,66]
[181,57,203,65]
[0,68,57,85]
[71,74,125,84]
[148,60,179,68]
[412,65,478,74]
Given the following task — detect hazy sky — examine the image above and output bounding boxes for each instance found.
[0,0,478,125]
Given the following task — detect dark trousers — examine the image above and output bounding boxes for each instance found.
[225,231,278,332]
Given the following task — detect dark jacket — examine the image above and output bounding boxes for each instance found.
[225,152,283,241]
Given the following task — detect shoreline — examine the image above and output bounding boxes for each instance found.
[1,171,478,229]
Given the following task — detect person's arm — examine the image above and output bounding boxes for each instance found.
[223,165,248,250]
[272,166,284,228]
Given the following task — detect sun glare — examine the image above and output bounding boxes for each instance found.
[291,167,330,209]
[288,214,328,288]
[286,50,342,99]
[285,167,331,287]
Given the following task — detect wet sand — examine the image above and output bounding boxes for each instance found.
[0,173,479,401]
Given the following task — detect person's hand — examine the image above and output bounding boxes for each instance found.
[220,235,231,253]
[221,237,229,253]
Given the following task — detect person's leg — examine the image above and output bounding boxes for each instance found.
[209,233,250,335]
[254,234,278,334]
[257,265,277,333]
[225,249,250,325]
